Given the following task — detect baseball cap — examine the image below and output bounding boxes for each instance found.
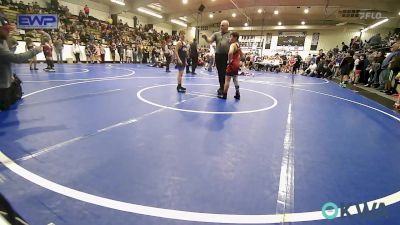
[0,16,15,32]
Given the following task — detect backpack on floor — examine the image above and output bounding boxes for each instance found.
[0,74,23,111]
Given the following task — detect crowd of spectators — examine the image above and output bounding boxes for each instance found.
[1,0,179,65]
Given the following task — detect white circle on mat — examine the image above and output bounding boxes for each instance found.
[137,83,278,114]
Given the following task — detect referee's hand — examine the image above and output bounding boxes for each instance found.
[34,46,43,53]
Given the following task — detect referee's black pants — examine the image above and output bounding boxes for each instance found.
[215,53,228,90]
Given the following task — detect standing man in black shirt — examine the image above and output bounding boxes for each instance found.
[341,42,349,52]
[292,52,302,74]
[189,38,199,75]
[202,20,231,96]
[315,49,325,65]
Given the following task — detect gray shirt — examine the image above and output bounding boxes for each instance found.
[40,31,51,44]
[0,40,40,88]
[211,31,230,54]
[54,39,63,51]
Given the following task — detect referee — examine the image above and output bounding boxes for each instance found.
[202,20,231,96]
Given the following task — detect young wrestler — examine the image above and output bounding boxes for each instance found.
[174,30,188,93]
[219,32,242,99]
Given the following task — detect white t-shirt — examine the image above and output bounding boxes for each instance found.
[354,58,360,70]
[72,44,81,54]
[209,44,215,55]
[126,49,132,57]
[308,64,317,73]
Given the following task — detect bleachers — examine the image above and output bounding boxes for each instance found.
[2,8,17,23]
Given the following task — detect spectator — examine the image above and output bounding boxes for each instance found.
[333,45,339,54]
[126,47,132,63]
[0,16,41,110]
[84,5,89,18]
[304,54,312,68]
[142,47,149,63]
[292,52,302,74]
[137,45,143,64]
[107,16,113,25]
[117,41,124,63]
[189,38,199,75]
[89,42,96,63]
[316,49,325,64]
[339,50,355,87]
[50,0,59,11]
[377,43,400,90]
[7,36,17,53]
[100,44,105,63]
[0,9,5,18]
[151,46,156,64]
[17,0,25,11]
[351,36,361,50]
[384,56,400,95]
[78,10,85,23]
[368,33,382,47]
[89,32,95,42]
[72,30,80,42]
[109,41,116,63]
[305,62,318,77]
[163,35,172,72]
[84,43,91,64]
[72,39,81,63]
[370,50,386,87]
[94,42,101,63]
[354,54,365,84]
[133,16,138,28]
[54,37,64,63]
[25,37,38,70]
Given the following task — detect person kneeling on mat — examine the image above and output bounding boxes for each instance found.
[219,32,242,100]
[175,30,188,93]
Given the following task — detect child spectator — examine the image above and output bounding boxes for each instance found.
[25,37,38,70]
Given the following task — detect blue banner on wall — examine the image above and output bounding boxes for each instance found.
[17,14,58,29]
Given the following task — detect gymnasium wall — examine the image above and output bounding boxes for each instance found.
[196,26,393,57]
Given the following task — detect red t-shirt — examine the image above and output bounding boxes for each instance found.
[289,58,295,66]
[43,43,52,57]
[226,43,241,75]
[84,6,89,14]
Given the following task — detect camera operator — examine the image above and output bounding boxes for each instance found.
[0,16,42,110]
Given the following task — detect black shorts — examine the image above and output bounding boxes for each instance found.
[226,70,239,77]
